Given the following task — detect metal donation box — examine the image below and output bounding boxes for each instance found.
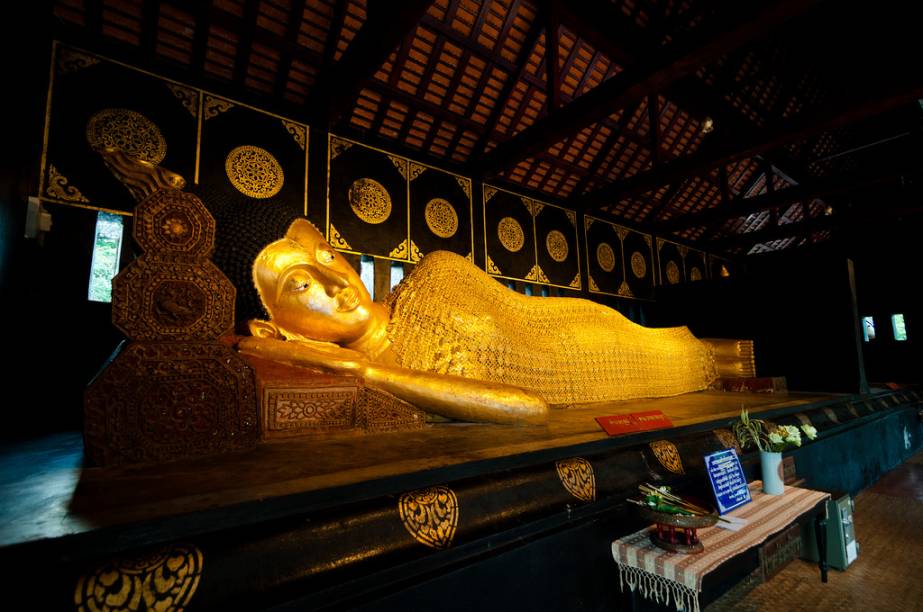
[802,492,858,570]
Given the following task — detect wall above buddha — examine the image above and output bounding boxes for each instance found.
[38,41,735,311]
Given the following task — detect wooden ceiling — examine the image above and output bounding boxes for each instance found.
[51,0,923,255]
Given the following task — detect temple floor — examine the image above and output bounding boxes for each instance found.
[0,389,831,547]
[707,449,923,611]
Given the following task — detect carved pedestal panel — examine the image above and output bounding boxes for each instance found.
[111,258,235,341]
[84,342,258,465]
[245,355,426,439]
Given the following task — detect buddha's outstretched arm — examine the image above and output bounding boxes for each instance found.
[237,337,549,426]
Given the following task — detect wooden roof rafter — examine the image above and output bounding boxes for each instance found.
[310,0,433,126]
[472,0,819,177]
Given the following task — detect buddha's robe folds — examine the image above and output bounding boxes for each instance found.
[383,251,717,405]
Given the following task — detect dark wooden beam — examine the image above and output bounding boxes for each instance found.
[273,0,310,99]
[545,1,560,113]
[581,81,923,211]
[642,179,686,222]
[190,1,212,77]
[469,5,545,160]
[660,170,904,233]
[648,94,660,166]
[85,0,102,38]
[472,0,818,176]
[140,0,159,55]
[311,0,433,126]
[233,0,261,85]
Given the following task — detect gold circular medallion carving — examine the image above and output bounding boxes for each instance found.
[597,243,616,272]
[631,252,647,279]
[666,260,680,284]
[424,198,458,238]
[497,217,525,252]
[349,177,392,224]
[86,108,167,164]
[689,266,702,281]
[546,230,569,262]
[225,145,284,199]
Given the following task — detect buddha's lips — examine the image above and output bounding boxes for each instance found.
[336,287,360,312]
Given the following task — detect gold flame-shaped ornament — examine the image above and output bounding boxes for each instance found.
[74,544,204,612]
[398,486,459,550]
[649,440,685,475]
[555,458,596,502]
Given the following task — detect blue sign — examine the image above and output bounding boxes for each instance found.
[705,449,751,514]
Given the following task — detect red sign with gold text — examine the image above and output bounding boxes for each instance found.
[595,411,673,436]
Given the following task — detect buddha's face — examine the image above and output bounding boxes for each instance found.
[253,219,375,344]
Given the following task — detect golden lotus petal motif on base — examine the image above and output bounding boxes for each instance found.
[665,260,680,285]
[650,440,685,475]
[349,177,392,224]
[225,145,284,199]
[713,428,741,455]
[498,217,525,252]
[74,544,204,612]
[569,273,581,289]
[689,266,702,281]
[631,252,647,279]
[556,458,596,502]
[424,198,459,238]
[86,108,167,164]
[398,486,459,550]
[597,243,616,272]
[546,230,569,262]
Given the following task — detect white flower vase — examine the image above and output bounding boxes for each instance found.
[760,450,785,495]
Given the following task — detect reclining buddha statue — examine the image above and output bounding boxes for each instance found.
[102,150,748,427]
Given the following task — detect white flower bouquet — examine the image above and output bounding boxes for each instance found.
[732,408,818,452]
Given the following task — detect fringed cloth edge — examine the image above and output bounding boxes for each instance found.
[617,563,700,612]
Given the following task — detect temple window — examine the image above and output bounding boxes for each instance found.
[87,211,124,303]
[862,316,876,341]
[359,255,374,297]
[390,261,404,290]
[892,314,908,341]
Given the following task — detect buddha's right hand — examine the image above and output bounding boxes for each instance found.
[237,336,368,375]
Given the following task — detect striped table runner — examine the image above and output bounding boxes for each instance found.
[611,482,829,612]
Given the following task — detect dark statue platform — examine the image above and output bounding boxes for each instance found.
[1,388,920,611]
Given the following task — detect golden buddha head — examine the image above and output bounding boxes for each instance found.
[251,219,376,344]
